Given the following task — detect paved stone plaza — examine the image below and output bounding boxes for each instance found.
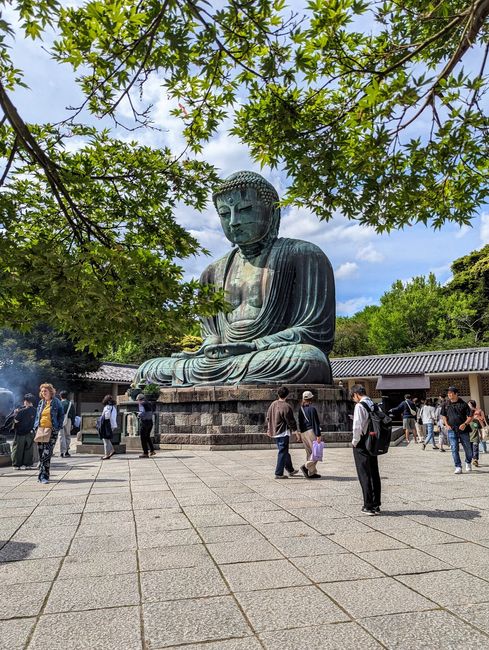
[1,445,489,649]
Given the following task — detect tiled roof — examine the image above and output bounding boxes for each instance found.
[331,347,489,379]
[84,362,138,383]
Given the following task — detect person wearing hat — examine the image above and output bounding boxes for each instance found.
[441,386,473,474]
[11,393,36,469]
[136,394,156,458]
[298,390,322,479]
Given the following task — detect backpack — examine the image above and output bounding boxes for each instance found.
[359,401,392,456]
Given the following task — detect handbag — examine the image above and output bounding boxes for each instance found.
[34,426,52,443]
[482,426,489,441]
[62,401,72,427]
[311,440,324,462]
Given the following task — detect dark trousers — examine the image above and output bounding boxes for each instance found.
[275,436,294,476]
[38,432,58,481]
[448,428,472,468]
[472,441,480,461]
[11,433,34,467]
[353,446,381,509]
[140,420,154,455]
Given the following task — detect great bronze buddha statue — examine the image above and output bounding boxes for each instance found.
[134,171,335,386]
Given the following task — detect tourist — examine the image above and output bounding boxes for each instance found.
[266,386,299,479]
[99,394,117,460]
[351,384,381,515]
[58,390,75,458]
[441,386,473,474]
[420,398,438,450]
[136,394,156,458]
[468,400,485,466]
[414,397,425,444]
[470,401,489,454]
[11,393,36,469]
[298,390,322,480]
[390,394,418,444]
[34,383,64,484]
[435,394,448,452]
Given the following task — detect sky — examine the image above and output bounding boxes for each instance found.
[4,3,489,317]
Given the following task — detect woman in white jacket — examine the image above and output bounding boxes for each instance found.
[100,395,118,460]
[420,398,438,450]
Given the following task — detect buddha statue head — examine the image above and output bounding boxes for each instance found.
[213,171,280,249]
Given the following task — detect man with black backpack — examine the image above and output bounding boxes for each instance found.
[351,384,383,516]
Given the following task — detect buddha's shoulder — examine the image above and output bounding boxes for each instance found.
[200,249,234,281]
[275,237,330,260]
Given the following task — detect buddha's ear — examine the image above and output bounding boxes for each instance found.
[270,204,281,237]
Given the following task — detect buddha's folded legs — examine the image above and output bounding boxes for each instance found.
[134,343,332,387]
[133,356,175,387]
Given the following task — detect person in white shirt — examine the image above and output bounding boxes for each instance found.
[100,395,118,460]
[351,384,381,516]
[420,398,438,450]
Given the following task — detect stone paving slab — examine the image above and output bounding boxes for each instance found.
[143,596,252,648]
[29,606,142,650]
[361,610,489,649]
[44,572,140,613]
[0,618,35,650]
[261,622,384,649]
[234,585,348,631]
[2,445,489,649]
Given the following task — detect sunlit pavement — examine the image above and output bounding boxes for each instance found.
[1,444,489,649]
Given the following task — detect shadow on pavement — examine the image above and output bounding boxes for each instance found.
[381,509,482,520]
[0,540,36,563]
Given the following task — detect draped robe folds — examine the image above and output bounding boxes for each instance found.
[134,238,335,386]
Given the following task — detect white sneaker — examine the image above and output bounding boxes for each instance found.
[465,462,472,472]
[454,467,462,474]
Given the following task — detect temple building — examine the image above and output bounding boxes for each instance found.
[331,347,489,412]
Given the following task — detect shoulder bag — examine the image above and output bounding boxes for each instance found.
[63,401,72,427]
[34,427,52,443]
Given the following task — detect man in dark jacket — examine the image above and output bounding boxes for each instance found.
[266,386,299,479]
[441,386,473,474]
[390,394,418,444]
[136,394,156,458]
[11,394,36,469]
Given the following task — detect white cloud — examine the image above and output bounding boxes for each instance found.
[281,206,375,246]
[337,296,374,316]
[335,262,359,279]
[357,243,384,263]
[481,213,489,244]
[455,224,472,239]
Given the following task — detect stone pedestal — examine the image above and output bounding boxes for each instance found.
[118,384,352,449]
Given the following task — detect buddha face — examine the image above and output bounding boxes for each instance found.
[216,187,273,246]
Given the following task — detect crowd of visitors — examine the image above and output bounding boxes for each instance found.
[265,382,488,515]
[9,383,158,476]
[7,377,487,503]
[387,388,488,474]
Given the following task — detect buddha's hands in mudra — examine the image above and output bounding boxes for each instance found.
[204,342,257,359]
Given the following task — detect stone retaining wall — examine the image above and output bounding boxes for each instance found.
[118,384,352,447]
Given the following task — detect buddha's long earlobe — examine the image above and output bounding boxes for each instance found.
[270,206,281,238]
